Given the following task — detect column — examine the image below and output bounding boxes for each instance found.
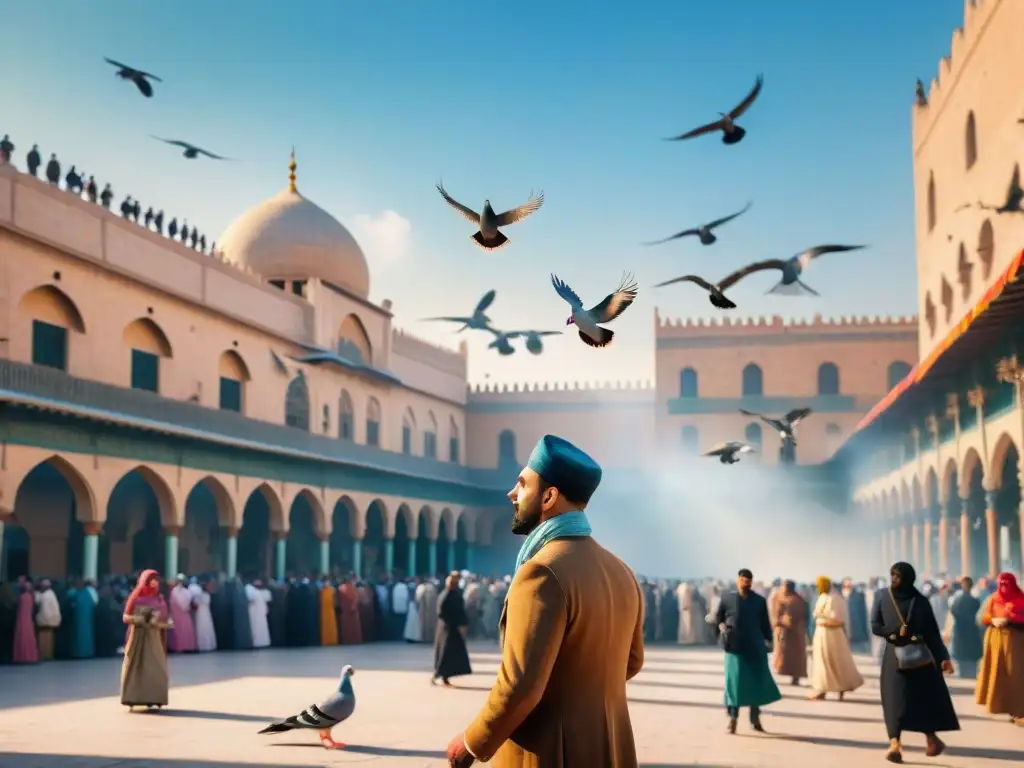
[352,538,363,580]
[960,506,971,578]
[407,539,417,577]
[225,527,238,578]
[911,517,921,568]
[922,509,934,578]
[428,538,438,576]
[82,522,102,581]
[984,489,999,578]
[384,538,394,574]
[446,543,455,574]
[937,502,950,575]
[466,543,475,574]
[164,526,180,579]
[273,532,286,582]
[319,535,330,577]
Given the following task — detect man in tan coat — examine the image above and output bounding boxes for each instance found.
[446,434,645,767]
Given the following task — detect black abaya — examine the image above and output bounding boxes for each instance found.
[0,583,18,664]
[434,588,472,680]
[268,583,289,647]
[93,590,123,657]
[230,579,253,650]
[210,583,234,650]
[54,586,75,659]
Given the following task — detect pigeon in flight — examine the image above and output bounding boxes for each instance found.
[666,75,763,145]
[551,273,639,348]
[653,272,738,309]
[422,289,496,332]
[704,441,755,464]
[484,327,517,356]
[740,407,812,444]
[645,202,752,247]
[506,329,562,355]
[151,136,233,160]
[436,182,544,250]
[104,58,162,98]
[721,244,867,297]
[259,665,356,750]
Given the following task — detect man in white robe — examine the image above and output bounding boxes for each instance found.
[676,582,704,645]
[416,579,438,641]
[392,578,410,639]
[189,578,217,652]
[403,579,422,642]
[246,579,272,648]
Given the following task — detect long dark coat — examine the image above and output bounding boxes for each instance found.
[948,592,983,663]
[229,579,253,650]
[93,589,124,657]
[657,587,679,642]
[871,589,960,738]
[434,588,472,679]
[209,583,234,650]
[54,585,75,659]
[267,583,289,647]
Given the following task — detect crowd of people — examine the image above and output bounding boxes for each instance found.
[0,133,216,256]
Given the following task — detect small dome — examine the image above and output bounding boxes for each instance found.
[217,152,370,298]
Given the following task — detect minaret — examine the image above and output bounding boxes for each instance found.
[288,147,297,193]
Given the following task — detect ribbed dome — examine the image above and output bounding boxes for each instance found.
[217,156,370,298]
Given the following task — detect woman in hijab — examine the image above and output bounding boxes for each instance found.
[12,579,38,664]
[870,562,958,763]
[337,578,362,644]
[432,572,472,687]
[120,569,171,710]
[975,572,1024,725]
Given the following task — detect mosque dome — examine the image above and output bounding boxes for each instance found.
[217,151,370,299]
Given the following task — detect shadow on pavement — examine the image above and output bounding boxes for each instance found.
[0,755,314,768]
[140,708,277,723]
[750,732,1024,762]
[269,742,447,758]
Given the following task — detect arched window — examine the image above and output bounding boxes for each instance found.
[218,350,249,413]
[741,363,763,397]
[449,417,460,463]
[744,422,762,452]
[424,412,438,458]
[681,426,699,455]
[339,390,354,440]
[978,219,994,279]
[366,397,381,446]
[927,172,936,233]
[498,429,517,467]
[402,408,416,455]
[20,285,85,372]
[887,361,912,390]
[123,318,172,394]
[679,367,698,398]
[965,111,977,170]
[284,372,310,430]
[817,362,840,396]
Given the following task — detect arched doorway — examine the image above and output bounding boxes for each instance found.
[394,507,412,576]
[238,485,279,578]
[330,498,356,576]
[286,493,319,575]
[105,469,171,576]
[364,502,386,577]
[12,458,86,579]
[181,480,226,575]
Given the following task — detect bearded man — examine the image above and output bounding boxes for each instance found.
[446,434,645,767]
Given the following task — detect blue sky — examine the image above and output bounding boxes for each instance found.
[1,1,965,386]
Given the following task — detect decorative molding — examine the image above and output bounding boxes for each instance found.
[666,394,860,415]
[656,330,917,350]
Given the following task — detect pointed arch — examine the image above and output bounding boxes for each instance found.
[186,475,235,529]
[339,389,355,440]
[123,317,172,357]
[285,372,310,430]
[959,447,984,499]
[18,284,86,333]
[741,363,763,396]
[109,465,178,528]
[965,111,977,170]
[817,362,840,396]
[11,454,97,523]
[336,313,373,365]
[244,483,285,532]
[989,433,1019,489]
[218,350,249,413]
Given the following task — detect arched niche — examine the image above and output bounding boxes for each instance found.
[123,318,172,393]
[237,483,284,577]
[741,363,763,396]
[817,362,840,396]
[19,285,86,371]
[424,411,438,458]
[337,313,373,366]
[330,496,359,574]
[285,372,310,430]
[744,422,762,451]
[363,500,387,576]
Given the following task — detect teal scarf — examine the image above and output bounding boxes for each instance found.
[514,511,592,575]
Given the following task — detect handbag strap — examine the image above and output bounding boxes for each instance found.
[887,588,915,628]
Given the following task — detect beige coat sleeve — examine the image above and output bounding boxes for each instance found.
[464,560,567,761]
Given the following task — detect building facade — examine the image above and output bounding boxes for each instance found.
[844,0,1024,579]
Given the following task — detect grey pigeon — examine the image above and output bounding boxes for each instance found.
[436,182,544,250]
[484,327,518,356]
[704,441,755,464]
[258,665,356,750]
[653,272,738,309]
[422,289,496,331]
[505,329,562,355]
[739,407,812,444]
[915,79,928,107]
[666,75,763,145]
[551,273,639,348]
[151,136,234,160]
[105,57,162,98]
[645,202,751,246]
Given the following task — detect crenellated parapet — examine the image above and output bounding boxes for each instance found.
[468,379,654,397]
[911,0,1000,151]
[654,307,918,340]
[391,327,467,377]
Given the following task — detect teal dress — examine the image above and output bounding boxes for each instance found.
[71,587,96,658]
[720,592,782,708]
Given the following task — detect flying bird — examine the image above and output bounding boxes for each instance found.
[704,441,756,464]
[653,273,738,309]
[551,273,639,348]
[506,329,563,355]
[740,407,812,444]
[666,75,763,145]
[644,202,752,246]
[436,182,544,250]
[151,137,233,160]
[259,665,356,750]
[979,165,1023,214]
[723,244,867,297]
[484,327,517,356]
[104,58,162,98]
[422,289,497,332]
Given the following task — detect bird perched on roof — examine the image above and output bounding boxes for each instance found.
[104,58,162,98]
[422,289,497,332]
[436,182,544,250]
[704,441,755,464]
[151,136,233,160]
[644,202,751,247]
[666,75,763,145]
[507,329,563,355]
[915,79,928,108]
[551,273,639,348]
[258,665,356,750]
[739,407,812,444]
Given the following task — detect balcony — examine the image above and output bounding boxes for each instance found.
[666,394,862,415]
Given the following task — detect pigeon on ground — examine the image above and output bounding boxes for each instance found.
[105,58,162,98]
[422,290,497,332]
[715,244,866,297]
[436,182,544,250]
[666,75,763,145]
[483,327,517,356]
[644,202,751,246]
[739,407,812,444]
[151,136,233,160]
[704,441,755,464]
[506,330,562,355]
[258,665,355,750]
[551,273,639,348]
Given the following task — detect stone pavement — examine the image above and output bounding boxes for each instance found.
[0,642,1020,767]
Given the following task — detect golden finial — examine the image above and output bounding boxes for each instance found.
[288,147,297,193]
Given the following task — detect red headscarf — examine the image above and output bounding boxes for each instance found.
[994,572,1024,620]
[124,569,161,615]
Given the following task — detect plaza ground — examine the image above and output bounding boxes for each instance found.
[0,642,1020,767]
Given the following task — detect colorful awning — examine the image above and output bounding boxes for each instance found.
[853,247,1024,434]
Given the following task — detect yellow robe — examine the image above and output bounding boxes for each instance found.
[319,585,338,646]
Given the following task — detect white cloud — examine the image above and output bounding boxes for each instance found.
[350,210,412,264]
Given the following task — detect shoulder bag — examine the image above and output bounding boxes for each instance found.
[887,589,935,670]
